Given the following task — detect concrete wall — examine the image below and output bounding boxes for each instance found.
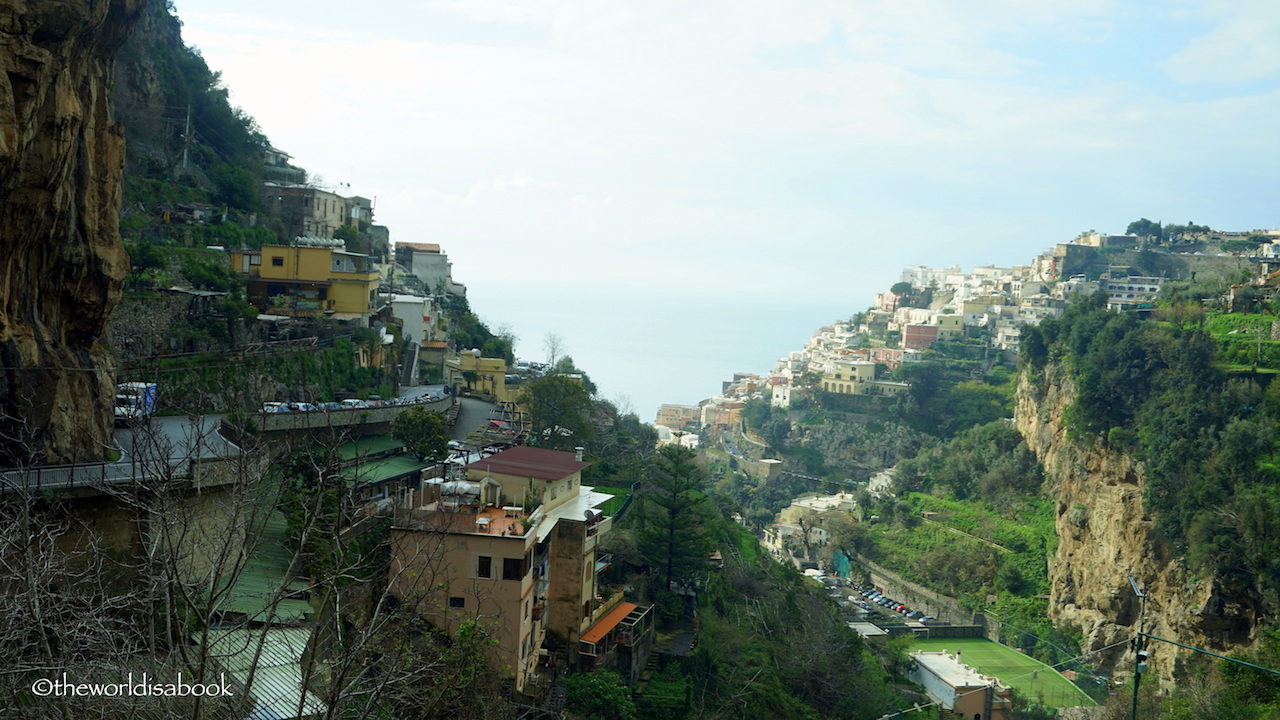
[547,519,590,648]
[855,554,997,641]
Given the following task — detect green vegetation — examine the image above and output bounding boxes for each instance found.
[449,302,515,363]
[1124,218,1213,245]
[1098,626,1280,719]
[565,671,639,720]
[390,406,450,462]
[1021,292,1280,600]
[687,536,902,719]
[123,338,394,414]
[517,374,596,451]
[637,446,716,592]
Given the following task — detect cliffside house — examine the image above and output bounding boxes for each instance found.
[388,446,653,694]
[229,241,381,324]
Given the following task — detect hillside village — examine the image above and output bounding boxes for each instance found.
[6,2,1280,720]
[667,226,1280,439]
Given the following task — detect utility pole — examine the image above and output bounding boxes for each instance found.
[181,104,191,170]
[1129,575,1148,720]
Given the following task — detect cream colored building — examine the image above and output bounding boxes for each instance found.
[655,404,700,431]
[821,359,908,397]
[390,447,651,693]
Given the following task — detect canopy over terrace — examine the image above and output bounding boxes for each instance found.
[579,601,652,664]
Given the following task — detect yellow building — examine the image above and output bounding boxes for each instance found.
[229,242,380,322]
[450,350,512,401]
[933,313,963,340]
[821,360,908,397]
[389,447,653,693]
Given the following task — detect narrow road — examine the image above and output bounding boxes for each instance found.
[452,396,496,441]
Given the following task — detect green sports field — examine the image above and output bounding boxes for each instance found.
[909,637,1096,708]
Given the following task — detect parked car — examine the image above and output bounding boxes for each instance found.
[341,399,367,409]
[261,402,289,413]
[288,402,318,412]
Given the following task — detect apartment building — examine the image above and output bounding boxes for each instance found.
[264,182,348,240]
[229,240,380,323]
[655,404,700,431]
[396,241,461,296]
[388,447,652,694]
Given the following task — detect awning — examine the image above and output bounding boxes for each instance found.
[581,602,637,644]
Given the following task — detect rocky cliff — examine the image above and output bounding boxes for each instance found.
[0,0,142,465]
[1017,365,1261,682]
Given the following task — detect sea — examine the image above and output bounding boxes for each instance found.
[468,286,864,422]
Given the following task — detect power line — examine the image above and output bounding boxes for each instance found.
[1140,632,1280,678]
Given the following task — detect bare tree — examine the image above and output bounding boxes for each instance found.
[0,396,528,719]
[542,332,564,370]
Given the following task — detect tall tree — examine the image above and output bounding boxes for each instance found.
[517,374,594,451]
[638,445,714,591]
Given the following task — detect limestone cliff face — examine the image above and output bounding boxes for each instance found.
[0,0,142,464]
[1017,365,1261,681]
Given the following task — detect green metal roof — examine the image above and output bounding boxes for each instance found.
[218,512,312,623]
[333,435,405,461]
[204,627,327,719]
[341,455,430,485]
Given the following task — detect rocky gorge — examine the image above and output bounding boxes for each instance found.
[1017,363,1262,683]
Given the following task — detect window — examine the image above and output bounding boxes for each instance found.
[503,557,524,580]
[271,257,284,267]
[449,596,465,609]
[477,555,492,578]
[249,255,261,266]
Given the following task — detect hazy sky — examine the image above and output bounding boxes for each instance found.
[173,0,1280,415]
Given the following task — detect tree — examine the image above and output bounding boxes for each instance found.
[1222,238,1263,256]
[332,222,358,244]
[563,670,638,720]
[126,240,166,287]
[543,331,564,369]
[1126,218,1163,242]
[390,406,450,462]
[637,445,714,591]
[517,374,594,451]
[889,281,913,296]
[181,254,238,292]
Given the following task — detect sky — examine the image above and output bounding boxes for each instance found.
[173,0,1280,416]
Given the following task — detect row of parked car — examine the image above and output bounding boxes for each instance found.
[260,394,444,413]
[856,586,935,623]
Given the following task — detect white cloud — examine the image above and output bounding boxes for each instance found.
[171,0,1280,412]
[1162,0,1280,84]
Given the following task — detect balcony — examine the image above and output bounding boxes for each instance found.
[579,602,653,662]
